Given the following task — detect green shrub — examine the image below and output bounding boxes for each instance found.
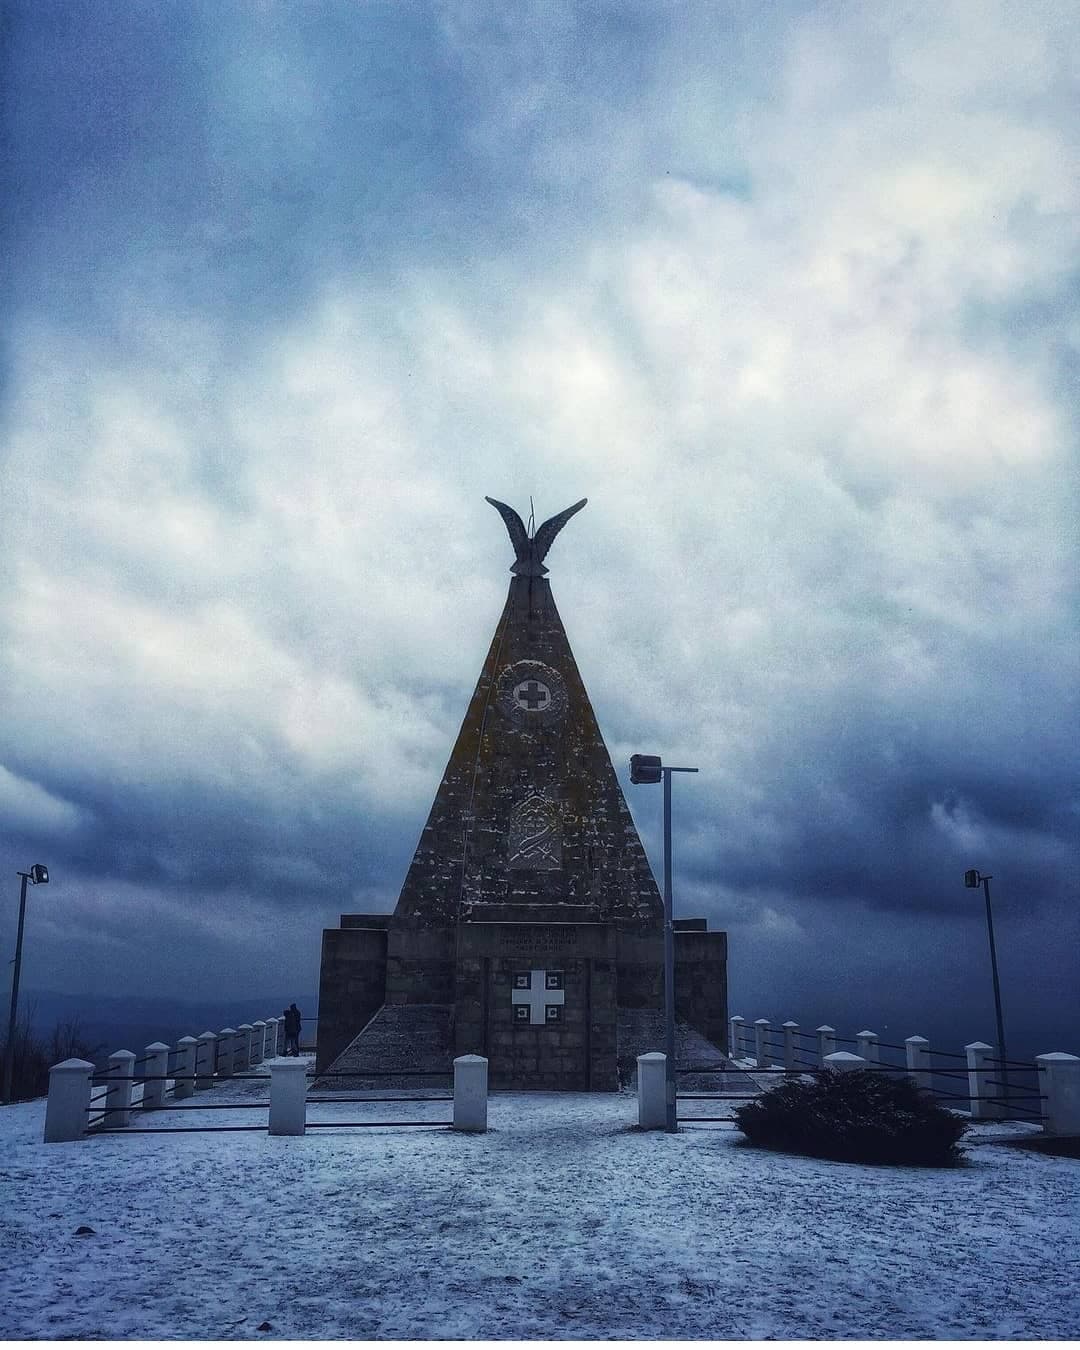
[733,1068,967,1166]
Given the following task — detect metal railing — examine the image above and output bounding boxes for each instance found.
[78,1063,457,1136]
[684,1037,1048,1127]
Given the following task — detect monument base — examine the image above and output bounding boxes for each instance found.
[317,912,727,1091]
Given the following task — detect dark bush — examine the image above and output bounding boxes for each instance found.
[733,1068,967,1166]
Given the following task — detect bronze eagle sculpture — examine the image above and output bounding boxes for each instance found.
[486,496,587,576]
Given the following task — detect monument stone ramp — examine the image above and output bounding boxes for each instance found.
[617,1008,736,1090]
[315,1004,453,1091]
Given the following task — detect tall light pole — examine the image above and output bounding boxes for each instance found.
[630,754,698,1132]
[964,868,1009,1097]
[4,863,49,1104]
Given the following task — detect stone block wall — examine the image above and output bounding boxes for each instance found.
[319,912,726,1082]
[316,926,388,1071]
[454,921,619,1090]
[675,929,728,1052]
[615,924,728,1051]
[385,924,455,1006]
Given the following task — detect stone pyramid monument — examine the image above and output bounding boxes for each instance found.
[317,497,727,1090]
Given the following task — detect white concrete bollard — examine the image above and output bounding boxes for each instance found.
[817,1026,836,1065]
[906,1035,932,1092]
[44,1058,94,1142]
[1036,1053,1080,1135]
[264,1018,277,1059]
[637,1052,668,1130]
[173,1037,198,1100]
[217,1029,236,1078]
[825,1051,867,1073]
[251,1021,265,1065]
[195,1032,217,1091]
[105,1050,136,1127]
[452,1054,488,1132]
[966,1042,1004,1120]
[729,1015,745,1060]
[856,1030,879,1065]
[141,1043,171,1110]
[236,1025,253,1071]
[268,1060,308,1136]
[754,1019,771,1069]
[782,1021,800,1073]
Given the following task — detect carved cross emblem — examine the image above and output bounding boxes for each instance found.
[511,970,565,1025]
[513,678,551,711]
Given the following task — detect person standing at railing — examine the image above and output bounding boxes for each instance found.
[283,1003,302,1056]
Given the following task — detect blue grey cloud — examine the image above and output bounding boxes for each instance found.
[2,0,1077,1056]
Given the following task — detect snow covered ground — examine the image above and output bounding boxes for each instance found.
[1,1066,1078,1340]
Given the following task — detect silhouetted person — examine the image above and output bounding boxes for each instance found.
[283,1003,302,1056]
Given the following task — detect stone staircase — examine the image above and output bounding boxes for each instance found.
[314,1004,453,1091]
[317,1002,738,1095]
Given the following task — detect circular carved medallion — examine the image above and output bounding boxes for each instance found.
[496,660,568,727]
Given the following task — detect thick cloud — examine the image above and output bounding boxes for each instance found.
[2,1,1077,1054]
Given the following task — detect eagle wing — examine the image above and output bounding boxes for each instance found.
[485,496,530,564]
[532,498,588,562]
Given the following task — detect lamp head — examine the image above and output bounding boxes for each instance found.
[630,754,663,785]
[963,869,981,888]
[29,863,49,885]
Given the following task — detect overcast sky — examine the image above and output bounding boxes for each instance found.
[3,1,1077,1058]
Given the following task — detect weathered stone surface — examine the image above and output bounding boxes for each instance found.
[316,1004,453,1090]
[316,497,728,1089]
[315,926,387,1072]
[393,570,663,930]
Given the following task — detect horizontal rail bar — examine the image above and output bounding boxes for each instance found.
[680,1085,756,1096]
[304,1121,452,1129]
[87,1102,270,1114]
[113,1073,272,1083]
[676,1117,739,1124]
[691,1065,920,1075]
[305,1096,452,1105]
[308,1069,451,1078]
[90,1125,268,1134]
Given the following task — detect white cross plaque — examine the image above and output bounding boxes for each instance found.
[511,969,565,1026]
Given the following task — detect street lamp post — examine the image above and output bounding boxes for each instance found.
[4,863,49,1104]
[964,868,1009,1100]
[630,754,698,1132]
